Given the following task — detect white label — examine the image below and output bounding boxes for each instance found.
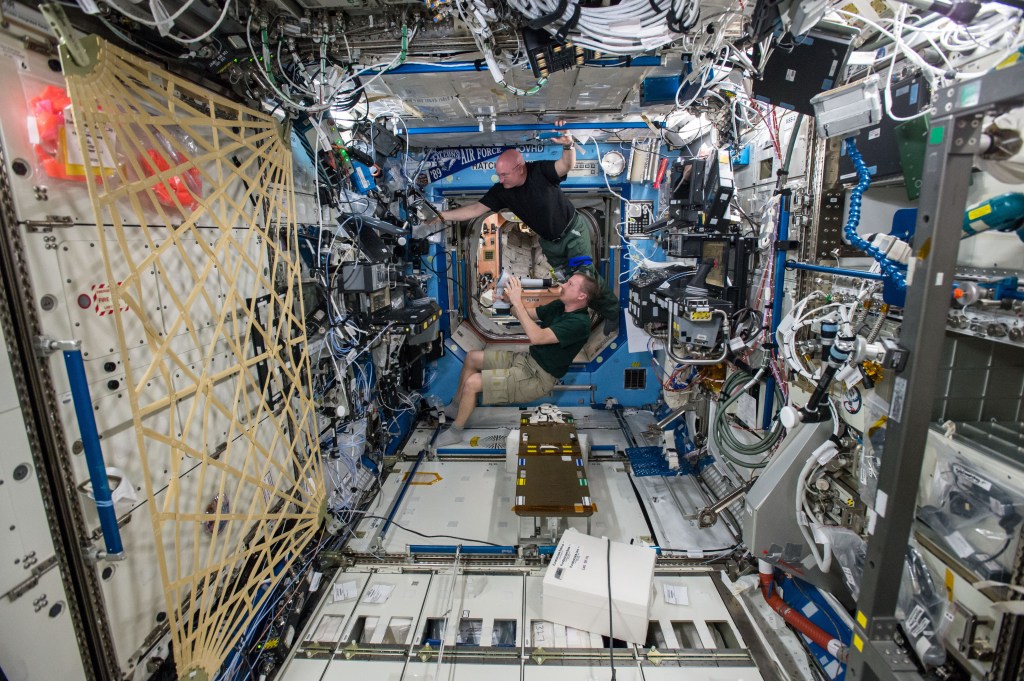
[362,583,395,604]
[736,393,757,428]
[945,531,975,558]
[876,490,888,518]
[904,604,930,637]
[26,116,39,145]
[848,51,878,66]
[332,580,358,602]
[801,601,819,617]
[663,584,689,605]
[551,541,592,581]
[63,106,117,171]
[953,464,992,491]
[868,128,881,140]
[890,377,907,423]
[786,69,797,82]
[935,272,944,286]
[309,571,323,592]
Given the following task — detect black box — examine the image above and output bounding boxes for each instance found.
[753,23,857,115]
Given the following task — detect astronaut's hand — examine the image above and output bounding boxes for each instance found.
[551,118,574,148]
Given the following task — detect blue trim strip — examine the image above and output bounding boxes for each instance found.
[764,193,791,431]
[406,122,658,135]
[785,261,885,281]
[435,447,503,455]
[408,545,517,555]
[365,57,661,76]
[63,349,123,556]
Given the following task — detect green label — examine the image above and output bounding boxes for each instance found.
[929,126,945,145]
[959,81,981,108]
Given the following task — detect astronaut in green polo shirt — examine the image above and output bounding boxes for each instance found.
[435,273,597,448]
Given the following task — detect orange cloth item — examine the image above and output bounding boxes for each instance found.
[140,148,201,211]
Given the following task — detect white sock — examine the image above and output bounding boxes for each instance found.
[435,424,464,447]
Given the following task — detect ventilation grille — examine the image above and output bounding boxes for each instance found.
[624,368,646,390]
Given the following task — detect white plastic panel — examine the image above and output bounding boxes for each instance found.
[0,393,59,596]
[0,566,88,681]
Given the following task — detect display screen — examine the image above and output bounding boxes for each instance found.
[703,240,727,289]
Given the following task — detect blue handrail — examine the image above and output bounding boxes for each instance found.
[63,346,124,558]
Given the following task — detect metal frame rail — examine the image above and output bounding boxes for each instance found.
[845,59,1024,681]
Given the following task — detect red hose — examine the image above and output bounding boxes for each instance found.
[759,570,845,659]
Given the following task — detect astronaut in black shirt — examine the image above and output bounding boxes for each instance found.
[437,127,620,331]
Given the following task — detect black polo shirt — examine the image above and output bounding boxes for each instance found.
[480,160,575,240]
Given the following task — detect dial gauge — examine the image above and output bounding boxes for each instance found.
[600,150,626,177]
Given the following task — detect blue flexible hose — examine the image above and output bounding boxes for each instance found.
[843,138,907,291]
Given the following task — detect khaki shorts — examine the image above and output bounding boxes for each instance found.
[482,349,557,405]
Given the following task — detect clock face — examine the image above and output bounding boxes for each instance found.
[600,150,626,177]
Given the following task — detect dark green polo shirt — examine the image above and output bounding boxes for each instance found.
[529,301,591,378]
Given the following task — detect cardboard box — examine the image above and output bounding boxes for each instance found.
[541,528,656,644]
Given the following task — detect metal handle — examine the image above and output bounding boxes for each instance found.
[665,306,730,365]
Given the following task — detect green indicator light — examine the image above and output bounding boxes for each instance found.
[929,126,945,145]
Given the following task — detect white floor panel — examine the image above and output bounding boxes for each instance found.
[308,662,764,680]
[405,407,636,456]
[281,569,767,680]
[347,459,652,552]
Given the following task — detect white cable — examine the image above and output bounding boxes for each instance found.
[504,0,701,55]
[796,437,838,573]
[245,16,413,114]
[104,0,202,28]
[169,0,233,45]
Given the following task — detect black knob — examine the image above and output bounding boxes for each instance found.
[107,380,120,390]
[103,362,117,372]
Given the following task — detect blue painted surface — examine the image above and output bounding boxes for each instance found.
[785,262,885,281]
[365,57,660,76]
[777,574,851,680]
[732,145,751,167]
[890,208,917,242]
[407,122,658,135]
[408,545,517,554]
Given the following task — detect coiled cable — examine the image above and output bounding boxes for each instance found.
[712,369,785,468]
